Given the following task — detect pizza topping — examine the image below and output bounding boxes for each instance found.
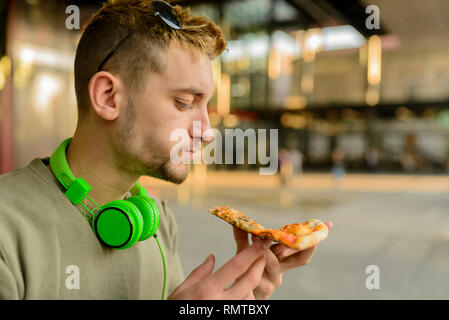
[209,206,265,232]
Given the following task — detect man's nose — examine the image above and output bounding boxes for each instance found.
[192,108,214,142]
[201,112,214,142]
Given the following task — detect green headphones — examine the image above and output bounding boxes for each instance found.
[49,138,160,250]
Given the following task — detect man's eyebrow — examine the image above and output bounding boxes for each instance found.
[169,86,211,98]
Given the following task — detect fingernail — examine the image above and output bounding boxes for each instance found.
[204,254,213,263]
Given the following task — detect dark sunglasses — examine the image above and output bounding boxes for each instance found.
[97,0,183,72]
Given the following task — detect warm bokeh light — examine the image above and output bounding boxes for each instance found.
[367,35,382,86]
[284,95,307,110]
[33,73,63,114]
[303,28,322,62]
[268,47,282,79]
[217,73,230,115]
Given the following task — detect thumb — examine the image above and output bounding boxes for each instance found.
[173,254,215,295]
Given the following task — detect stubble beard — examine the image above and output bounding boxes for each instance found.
[118,96,190,184]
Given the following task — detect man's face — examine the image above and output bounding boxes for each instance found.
[114,42,215,184]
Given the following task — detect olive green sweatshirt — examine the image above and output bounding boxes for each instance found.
[0,157,185,299]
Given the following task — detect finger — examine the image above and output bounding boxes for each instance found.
[280,245,317,273]
[253,275,280,300]
[212,240,269,290]
[251,234,272,247]
[174,254,215,294]
[233,226,250,254]
[263,248,281,281]
[252,237,279,279]
[223,254,266,299]
[325,221,333,230]
[270,243,299,261]
[252,249,282,300]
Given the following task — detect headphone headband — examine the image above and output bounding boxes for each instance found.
[50,137,75,187]
[49,137,146,205]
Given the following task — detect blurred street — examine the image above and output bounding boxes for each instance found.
[142,171,449,299]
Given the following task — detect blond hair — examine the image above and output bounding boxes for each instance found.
[74,0,227,118]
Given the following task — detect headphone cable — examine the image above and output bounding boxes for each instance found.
[154,234,167,300]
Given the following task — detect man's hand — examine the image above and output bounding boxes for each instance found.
[168,239,271,300]
[233,221,333,300]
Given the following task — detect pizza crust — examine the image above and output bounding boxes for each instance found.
[209,206,328,250]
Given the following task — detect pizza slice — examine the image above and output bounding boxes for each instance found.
[209,206,328,250]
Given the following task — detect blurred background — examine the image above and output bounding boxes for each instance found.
[1,0,449,299]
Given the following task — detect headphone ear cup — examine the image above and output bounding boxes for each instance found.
[93,200,143,250]
[126,195,160,241]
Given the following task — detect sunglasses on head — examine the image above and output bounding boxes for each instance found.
[153,0,182,30]
[97,0,182,72]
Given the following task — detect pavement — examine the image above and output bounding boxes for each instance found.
[141,170,449,299]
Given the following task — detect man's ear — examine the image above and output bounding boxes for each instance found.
[88,71,124,121]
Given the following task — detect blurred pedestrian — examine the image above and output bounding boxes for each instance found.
[278,149,293,186]
[290,149,304,177]
[331,147,345,188]
[366,146,380,172]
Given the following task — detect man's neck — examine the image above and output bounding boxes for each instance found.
[47,133,140,207]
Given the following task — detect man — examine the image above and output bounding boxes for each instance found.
[0,0,331,299]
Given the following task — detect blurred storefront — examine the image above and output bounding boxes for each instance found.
[1,0,449,174]
[182,0,449,174]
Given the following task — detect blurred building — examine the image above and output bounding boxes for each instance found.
[1,0,449,174]
[0,0,99,173]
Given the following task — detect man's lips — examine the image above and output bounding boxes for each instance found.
[181,149,197,160]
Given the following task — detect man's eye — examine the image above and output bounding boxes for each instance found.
[175,101,192,110]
